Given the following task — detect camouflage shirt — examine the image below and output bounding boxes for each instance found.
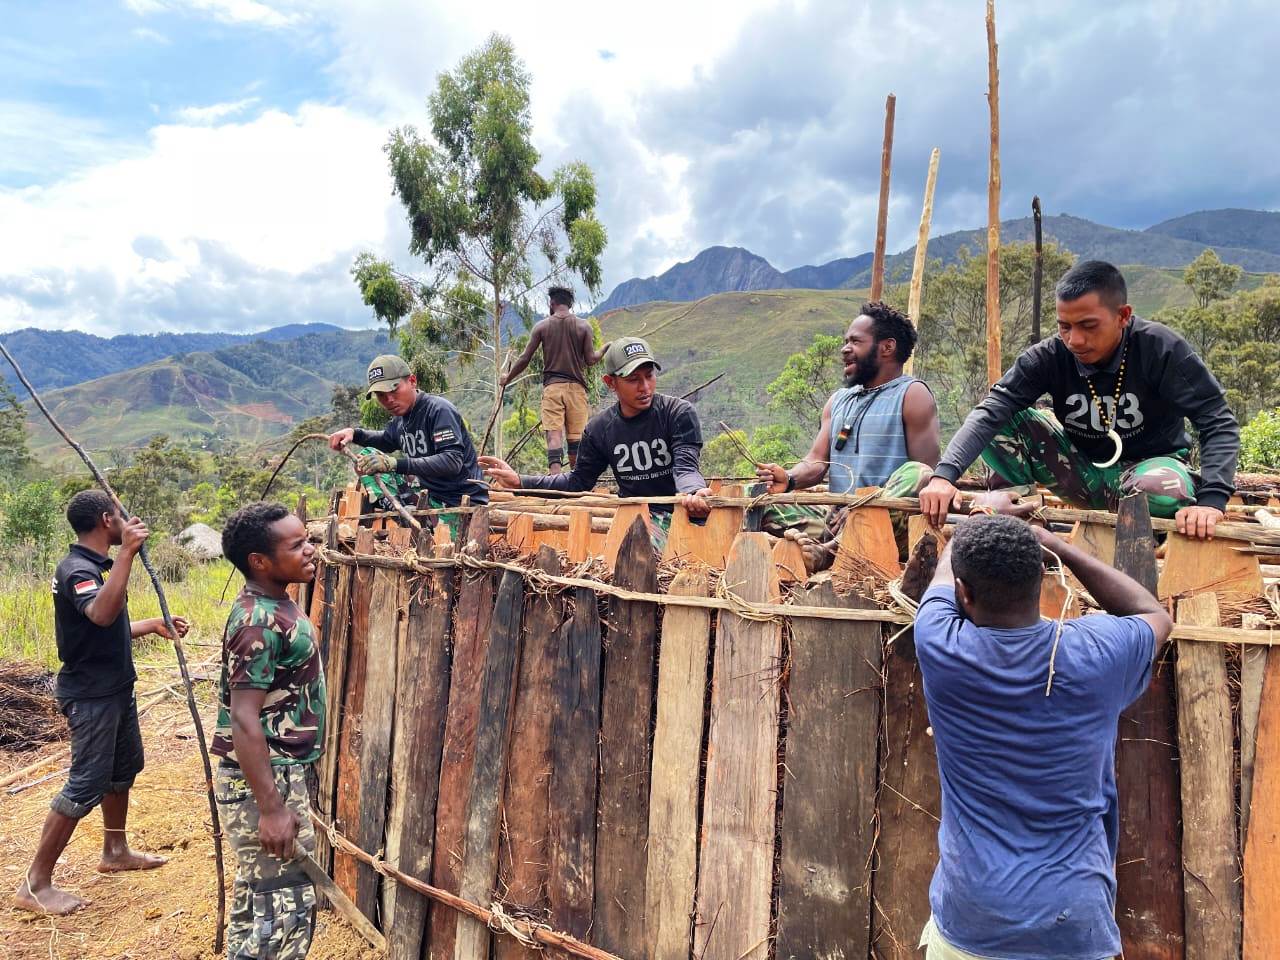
[211,583,326,767]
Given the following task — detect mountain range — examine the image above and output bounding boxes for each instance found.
[592,208,1280,314]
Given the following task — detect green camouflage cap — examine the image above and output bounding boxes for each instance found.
[603,336,662,377]
[365,354,412,397]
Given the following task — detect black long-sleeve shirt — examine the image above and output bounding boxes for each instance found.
[354,392,488,506]
[518,393,707,511]
[935,318,1239,510]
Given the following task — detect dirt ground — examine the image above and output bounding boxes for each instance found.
[0,694,385,960]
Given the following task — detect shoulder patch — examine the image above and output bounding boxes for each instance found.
[432,427,457,445]
[74,579,99,596]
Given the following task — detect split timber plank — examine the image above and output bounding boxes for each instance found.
[694,532,782,960]
[428,509,496,960]
[1113,493,1185,960]
[334,527,375,901]
[772,535,807,584]
[907,514,930,553]
[567,509,593,562]
[385,536,456,960]
[1174,593,1241,960]
[835,487,901,584]
[454,570,526,960]
[1071,520,1116,565]
[645,569,711,960]
[1039,570,1081,620]
[494,547,564,960]
[434,520,453,549]
[505,513,535,553]
[602,504,651,572]
[594,518,658,956]
[778,583,882,960]
[315,542,353,878]
[662,487,746,568]
[1244,647,1280,958]
[547,585,602,938]
[1241,644,1268,843]
[354,526,407,918]
[871,637,941,960]
[1159,531,1264,600]
[531,527,567,552]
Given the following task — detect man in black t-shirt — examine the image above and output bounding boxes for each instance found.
[16,490,188,917]
[480,337,713,549]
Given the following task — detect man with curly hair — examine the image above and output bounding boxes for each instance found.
[913,503,1172,959]
[212,501,324,959]
[755,301,941,571]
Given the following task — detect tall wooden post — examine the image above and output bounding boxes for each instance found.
[1031,195,1044,344]
[870,93,896,301]
[904,147,940,375]
[985,0,1002,386]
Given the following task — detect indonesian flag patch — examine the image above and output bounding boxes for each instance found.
[74,579,99,596]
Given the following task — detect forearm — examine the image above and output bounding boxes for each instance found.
[519,466,596,492]
[934,389,1021,482]
[399,449,466,480]
[929,540,954,589]
[673,445,707,494]
[1043,534,1163,616]
[789,459,829,489]
[506,354,533,381]
[352,428,395,451]
[230,711,285,814]
[130,618,160,639]
[1192,419,1239,510]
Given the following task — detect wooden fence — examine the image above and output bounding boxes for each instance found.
[299,492,1280,960]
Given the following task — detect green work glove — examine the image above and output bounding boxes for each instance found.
[356,449,398,476]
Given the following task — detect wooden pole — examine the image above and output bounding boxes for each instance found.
[1031,195,1044,344]
[985,0,1002,386]
[870,93,896,301]
[905,147,940,375]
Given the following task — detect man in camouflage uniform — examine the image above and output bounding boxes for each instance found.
[213,502,325,959]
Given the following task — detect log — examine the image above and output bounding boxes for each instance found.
[1244,647,1280,958]
[594,518,658,956]
[1174,593,1241,960]
[428,509,496,960]
[695,533,782,960]
[1113,494,1185,960]
[454,569,526,960]
[871,638,941,960]
[494,547,565,960]
[334,527,375,901]
[870,93,896,301]
[645,569,712,960]
[355,525,407,918]
[548,585,603,938]
[904,146,940,376]
[386,536,456,960]
[778,584,881,960]
[985,0,1002,387]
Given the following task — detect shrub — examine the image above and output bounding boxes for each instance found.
[145,538,196,584]
[1240,409,1280,471]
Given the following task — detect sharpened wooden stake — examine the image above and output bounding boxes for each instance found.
[870,93,896,301]
[905,147,940,375]
[985,0,1002,386]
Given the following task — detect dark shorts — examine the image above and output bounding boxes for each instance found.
[52,687,145,819]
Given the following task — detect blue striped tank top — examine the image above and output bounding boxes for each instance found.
[826,374,918,494]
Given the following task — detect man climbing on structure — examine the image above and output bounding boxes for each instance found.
[919,260,1239,540]
[755,301,940,571]
[479,336,713,551]
[914,500,1172,959]
[16,490,188,916]
[213,501,326,959]
[499,284,609,473]
[328,354,488,533]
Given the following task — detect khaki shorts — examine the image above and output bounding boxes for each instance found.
[542,381,590,440]
[918,917,1115,960]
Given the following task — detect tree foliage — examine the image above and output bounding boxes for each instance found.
[765,334,842,433]
[0,380,33,486]
[1,480,61,570]
[1183,248,1243,309]
[1240,408,1280,470]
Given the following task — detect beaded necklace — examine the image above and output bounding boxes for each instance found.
[1082,338,1129,468]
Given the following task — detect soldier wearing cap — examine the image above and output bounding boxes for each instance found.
[480,336,712,550]
[328,354,488,508]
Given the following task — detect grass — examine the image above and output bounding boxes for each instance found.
[0,555,237,674]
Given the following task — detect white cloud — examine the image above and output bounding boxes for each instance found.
[124,0,304,29]
[175,97,260,124]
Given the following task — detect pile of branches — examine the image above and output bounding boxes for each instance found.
[0,663,66,751]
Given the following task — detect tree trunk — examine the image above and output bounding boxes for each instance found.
[493,278,504,458]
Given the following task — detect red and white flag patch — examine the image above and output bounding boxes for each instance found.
[73,580,99,596]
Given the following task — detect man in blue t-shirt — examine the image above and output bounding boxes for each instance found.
[914,504,1172,960]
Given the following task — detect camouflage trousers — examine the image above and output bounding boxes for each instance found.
[979,408,1197,518]
[216,762,317,960]
[761,460,935,542]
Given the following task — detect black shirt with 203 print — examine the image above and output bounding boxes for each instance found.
[52,543,136,700]
[354,391,488,506]
[518,393,707,511]
[935,318,1239,510]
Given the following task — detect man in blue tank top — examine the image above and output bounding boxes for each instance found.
[757,301,940,571]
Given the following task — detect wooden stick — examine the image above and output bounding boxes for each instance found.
[299,853,386,951]
[870,93,896,301]
[904,147,940,375]
[0,339,228,954]
[311,814,626,960]
[985,0,1002,386]
[1031,195,1044,344]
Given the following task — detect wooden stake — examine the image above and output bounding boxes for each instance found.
[985,0,1002,386]
[1031,195,1044,344]
[1244,648,1280,958]
[904,146,940,375]
[870,93,896,301]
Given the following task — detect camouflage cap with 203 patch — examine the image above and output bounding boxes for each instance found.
[603,336,662,377]
[365,354,412,397]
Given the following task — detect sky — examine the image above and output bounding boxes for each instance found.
[1,0,1277,336]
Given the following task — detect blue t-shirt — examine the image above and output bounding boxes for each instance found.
[915,585,1156,960]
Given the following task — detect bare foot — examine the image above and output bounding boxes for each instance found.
[785,530,834,575]
[14,878,85,916]
[97,849,168,873]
